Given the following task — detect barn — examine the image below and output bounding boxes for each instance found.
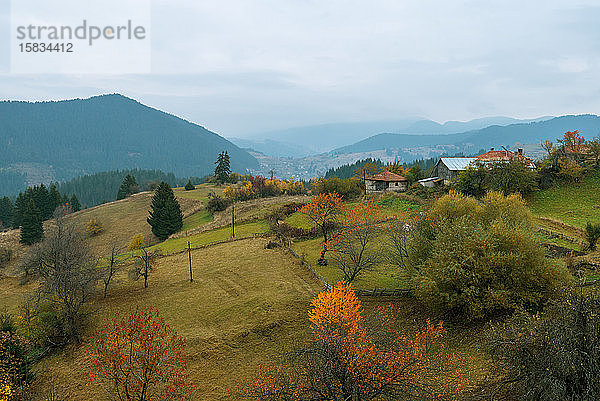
[364,171,408,193]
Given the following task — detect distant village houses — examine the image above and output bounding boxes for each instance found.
[365,171,408,193]
[430,148,536,185]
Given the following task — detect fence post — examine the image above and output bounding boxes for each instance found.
[188,241,193,283]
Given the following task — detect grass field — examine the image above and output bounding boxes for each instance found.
[149,221,270,254]
[183,209,213,231]
[292,237,410,289]
[529,172,600,228]
[9,239,322,401]
[0,192,495,399]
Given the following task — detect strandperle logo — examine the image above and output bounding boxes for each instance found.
[15,20,147,46]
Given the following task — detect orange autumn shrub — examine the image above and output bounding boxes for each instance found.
[85,308,194,401]
[241,282,470,400]
[297,192,344,264]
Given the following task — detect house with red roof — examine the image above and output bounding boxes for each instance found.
[365,171,408,193]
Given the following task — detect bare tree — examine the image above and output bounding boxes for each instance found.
[19,206,99,343]
[328,201,382,283]
[132,247,157,288]
[101,240,125,298]
[385,219,412,269]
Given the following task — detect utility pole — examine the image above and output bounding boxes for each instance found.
[188,241,193,283]
[231,204,235,238]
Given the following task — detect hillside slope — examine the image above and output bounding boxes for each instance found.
[0,94,258,183]
[334,114,600,155]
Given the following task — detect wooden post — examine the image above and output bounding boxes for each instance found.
[231,204,235,238]
[188,241,193,283]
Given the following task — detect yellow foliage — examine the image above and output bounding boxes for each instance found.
[0,369,12,401]
[86,218,104,236]
[128,234,145,251]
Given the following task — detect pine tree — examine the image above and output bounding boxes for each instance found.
[13,192,27,228]
[20,199,43,245]
[70,194,82,212]
[117,174,140,200]
[147,182,183,240]
[214,151,231,184]
[48,183,63,216]
[184,179,195,191]
[0,196,13,229]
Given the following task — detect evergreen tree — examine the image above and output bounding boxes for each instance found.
[184,179,195,191]
[147,182,183,240]
[70,194,82,212]
[214,151,231,184]
[48,183,62,215]
[116,174,140,200]
[0,196,13,228]
[13,192,27,228]
[20,199,43,245]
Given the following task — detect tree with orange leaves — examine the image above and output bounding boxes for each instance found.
[558,130,586,155]
[85,308,195,401]
[297,192,344,265]
[240,282,469,400]
[327,199,382,282]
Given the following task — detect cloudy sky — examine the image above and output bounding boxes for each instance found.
[1,0,599,136]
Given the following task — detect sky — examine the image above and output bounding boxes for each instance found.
[1,0,600,137]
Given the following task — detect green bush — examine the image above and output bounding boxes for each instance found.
[453,160,538,198]
[311,177,363,200]
[184,180,195,191]
[487,290,600,400]
[410,191,570,321]
[206,192,231,213]
[585,222,600,251]
[0,247,12,268]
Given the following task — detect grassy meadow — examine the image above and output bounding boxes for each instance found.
[529,172,600,228]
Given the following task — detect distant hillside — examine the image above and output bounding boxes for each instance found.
[0,94,258,188]
[247,116,552,156]
[228,137,317,158]
[57,169,194,208]
[334,115,600,155]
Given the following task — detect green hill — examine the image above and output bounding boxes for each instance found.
[0,94,258,192]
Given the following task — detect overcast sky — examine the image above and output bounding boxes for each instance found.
[1,0,600,137]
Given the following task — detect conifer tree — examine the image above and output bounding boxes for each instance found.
[13,192,27,228]
[48,183,63,215]
[117,174,140,200]
[70,194,82,212]
[147,182,183,240]
[0,196,13,228]
[184,179,195,191]
[214,151,231,184]
[20,199,43,245]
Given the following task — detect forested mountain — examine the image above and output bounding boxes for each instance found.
[334,115,600,155]
[0,94,258,193]
[57,169,193,208]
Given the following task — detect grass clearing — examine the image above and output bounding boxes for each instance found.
[20,239,322,400]
[291,237,410,289]
[529,173,600,228]
[183,209,213,231]
[149,221,270,254]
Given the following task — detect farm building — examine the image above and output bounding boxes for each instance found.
[417,177,444,188]
[476,148,536,168]
[431,157,476,184]
[431,148,537,184]
[365,171,408,193]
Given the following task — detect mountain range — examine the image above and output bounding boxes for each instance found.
[0,94,258,188]
[234,116,553,157]
[333,114,600,155]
